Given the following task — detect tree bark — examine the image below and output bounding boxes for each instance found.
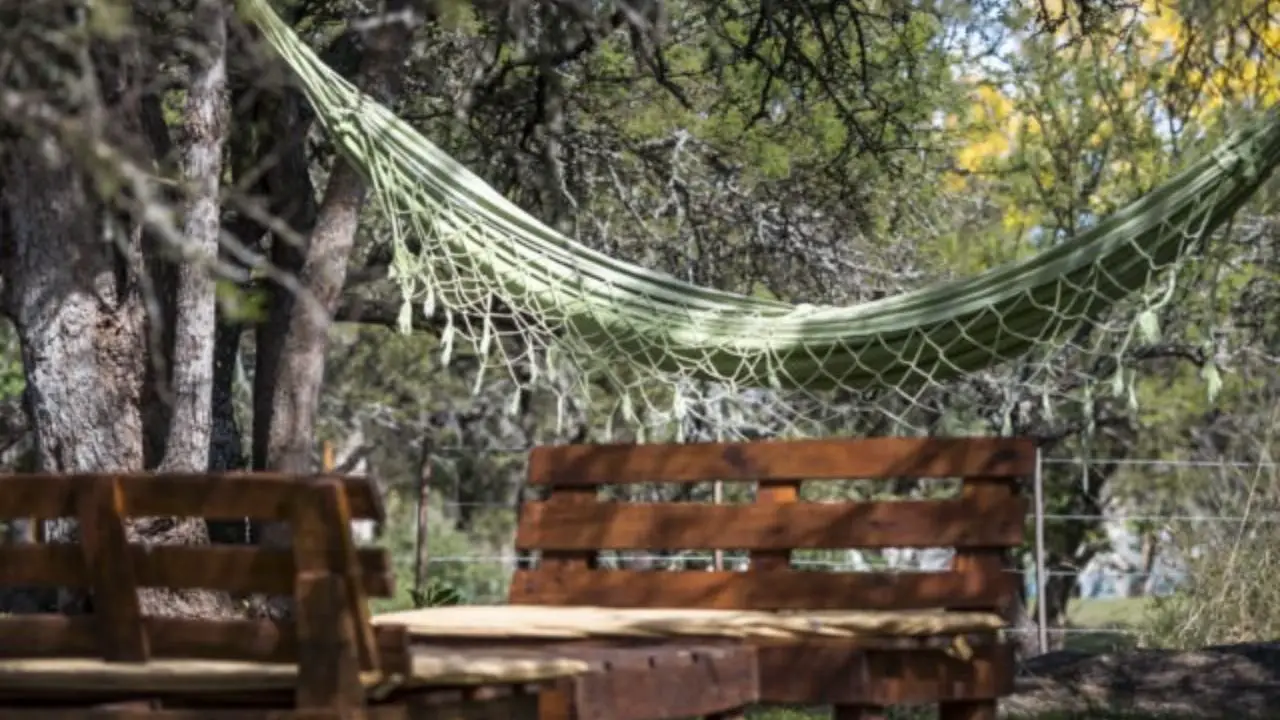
[258,1,419,549]
[158,0,229,474]
[131,0,239,618]
[250,88,316,476]
[1,142,149,612]
[0,4,236,618]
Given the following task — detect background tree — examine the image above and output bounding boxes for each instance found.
[0,0,1275,650]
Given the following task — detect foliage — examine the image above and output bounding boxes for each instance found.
[0,0,1276,659]
[1140,416,1280,649]
[372,492,513,613]
[0,323,22,403]
[312,0,1280,647]
[933,0,1280,634]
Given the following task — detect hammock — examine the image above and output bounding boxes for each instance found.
[238,0,1280,403]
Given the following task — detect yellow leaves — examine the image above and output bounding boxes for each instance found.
[952,84,1019,175]
[955,134,1009,172]
[1141,0,1183,53]
[972,85,1013,123]
[942,171,968,193]
[1002,205,1043,234]
[1134,0,1280,125]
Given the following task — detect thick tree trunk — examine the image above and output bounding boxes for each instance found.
[1,144,149,612]
[0,6,234,617]
[205,311,249,544]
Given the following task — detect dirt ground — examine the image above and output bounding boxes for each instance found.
[1008,642,1280,718]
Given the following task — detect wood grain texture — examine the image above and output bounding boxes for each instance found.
[755,642,1014,704]
[312,480,380,674]
[528,437,1036,485]
[0,698,529,718]
[751,481,798,572]
[536,488,600,580]
[294,572,364,711]
[950,478,1022,620]
[515,496,1027,551]
[291,483,367,709]
[0,545,392,597]
[512,436,1026,713]
[77,477,148,662]
[564,643,758,720]
[508,568,1017,611]
[0,473,383,521]
[0,616,294,662]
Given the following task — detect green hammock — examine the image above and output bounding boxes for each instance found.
[239,0,1280,395]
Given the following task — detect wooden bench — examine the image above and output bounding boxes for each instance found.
[0,472,588,718]
[507,436,1032,720]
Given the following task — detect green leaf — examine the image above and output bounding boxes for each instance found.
[215,280,269,323]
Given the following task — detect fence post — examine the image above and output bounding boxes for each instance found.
[1033,446,1049,655]
[414,435,433,603]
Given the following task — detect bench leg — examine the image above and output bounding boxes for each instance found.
[833,705,887,720]
[939,699,998,720]
[537,685,573,720]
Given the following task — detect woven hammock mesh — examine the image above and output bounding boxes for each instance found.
[243,0,1280,443]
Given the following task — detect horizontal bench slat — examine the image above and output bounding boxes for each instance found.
[0,545,393,597]
[508,568,1016,611]
[528,437,1036,485]
[516,497,1027,551]
[0,616,294,662]
[0,473,383,522]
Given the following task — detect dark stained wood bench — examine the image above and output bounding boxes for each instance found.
[0,472,587,719]
[508,436,1033,720]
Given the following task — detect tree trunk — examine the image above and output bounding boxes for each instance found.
[256,0,417,547]
[158,0,228,473]
[1008,589,1045,659]
[0,7,232,618]
[1,142,149,612]
[1127,530,1159,598]
[1041,568,1077,651]
[132,0,238,619]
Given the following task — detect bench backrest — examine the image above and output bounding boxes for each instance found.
[0,472,403,706]
[510,437,1032,614]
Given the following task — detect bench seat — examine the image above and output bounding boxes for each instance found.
[374,605,1006,642]
[0,648,589,694]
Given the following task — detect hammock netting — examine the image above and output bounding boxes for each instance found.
[242,0,1280,441]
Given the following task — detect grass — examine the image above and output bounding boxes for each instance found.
[1068,597,1151,628]
[1060,596,1151,653]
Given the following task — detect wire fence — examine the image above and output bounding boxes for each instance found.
[394,445,1277,656]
